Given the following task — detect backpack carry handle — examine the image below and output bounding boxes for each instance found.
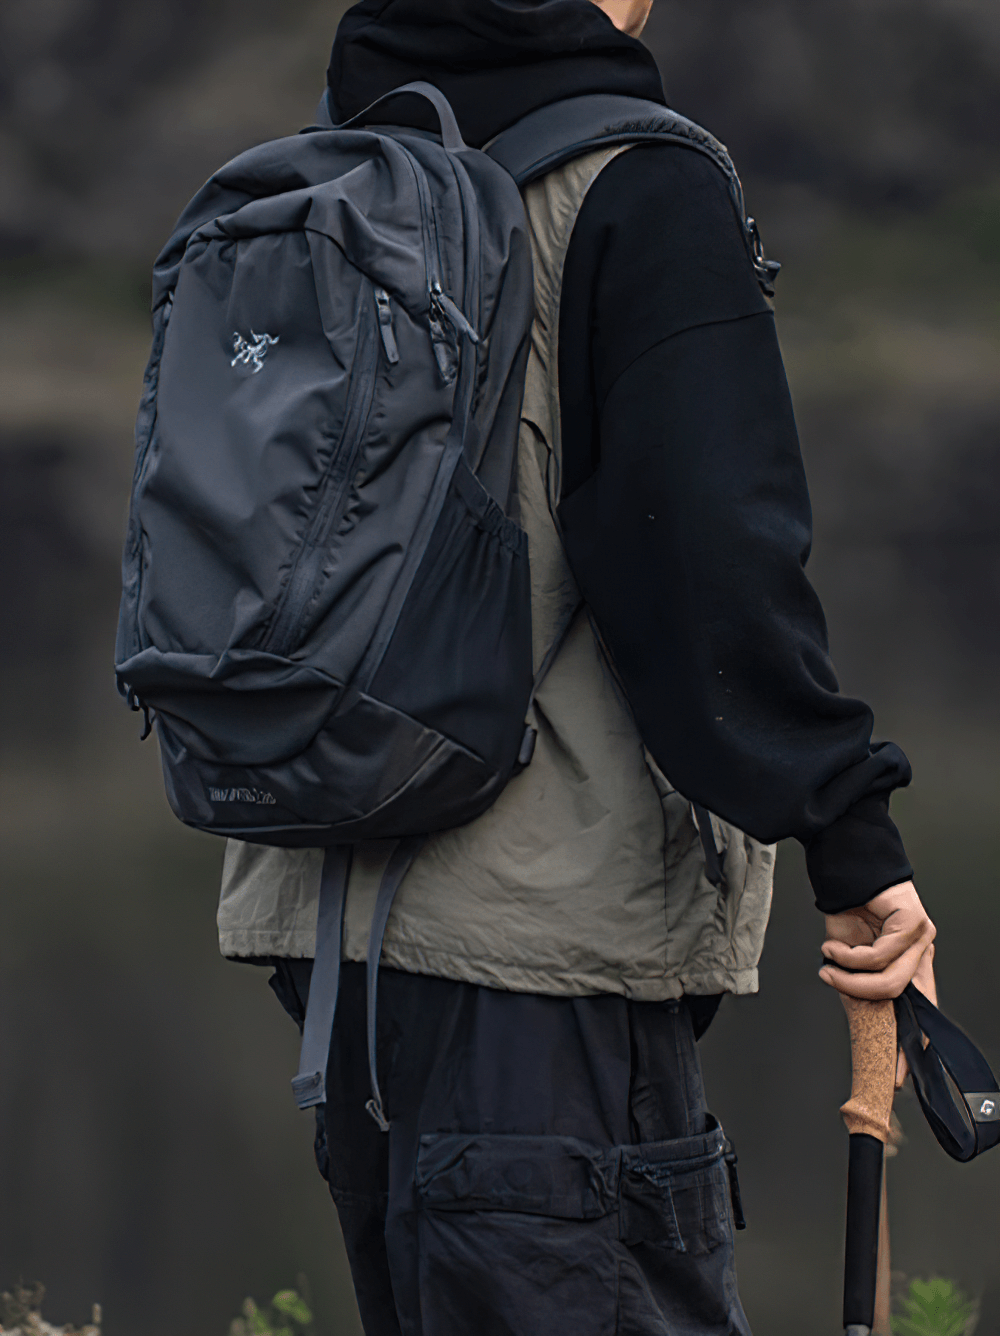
[324,81,468,153]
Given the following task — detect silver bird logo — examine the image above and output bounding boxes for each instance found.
[231,330,279,374]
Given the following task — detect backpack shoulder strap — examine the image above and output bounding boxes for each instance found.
[484,94,780,297]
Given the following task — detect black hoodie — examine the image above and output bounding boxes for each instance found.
[328,0,666,145]
[328,0,914,913]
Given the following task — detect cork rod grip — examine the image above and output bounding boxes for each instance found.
[840,995,897,1141]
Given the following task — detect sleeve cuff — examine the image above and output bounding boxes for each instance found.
[805,793,913,914]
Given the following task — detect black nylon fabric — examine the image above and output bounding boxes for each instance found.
[328,0,666,148]
[270,961,750,1336]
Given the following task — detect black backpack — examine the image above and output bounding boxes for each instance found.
[116,84,536,848]
[116,83,781,1123]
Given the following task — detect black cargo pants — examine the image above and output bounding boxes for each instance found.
[270,961,751,1336]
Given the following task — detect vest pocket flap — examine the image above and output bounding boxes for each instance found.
[415,1132,617,1219]
[619,1121,731,1255]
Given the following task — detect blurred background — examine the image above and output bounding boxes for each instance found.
[1,1,997,1332]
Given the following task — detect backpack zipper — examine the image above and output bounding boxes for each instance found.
[123,293,173,660]
[396,140,442,300]
[430,280,479,344]
[130,294,173,510]
[428,279,479,383]
[374,287,399,364]
[392,140,479,376]
[261,293,380,657]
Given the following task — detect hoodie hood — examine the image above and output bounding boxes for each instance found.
[328,0,666,147]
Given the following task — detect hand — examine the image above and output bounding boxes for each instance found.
[819,881,937,1087]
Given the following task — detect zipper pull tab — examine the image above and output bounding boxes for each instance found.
[126,686,154,741]
[430,280,479,344]
[374,286,399,364]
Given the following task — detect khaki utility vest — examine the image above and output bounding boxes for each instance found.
[218,146,775,1000]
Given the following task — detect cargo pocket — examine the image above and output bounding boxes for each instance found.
[415,1132,620,1336]
[618,1117,747,1336]
[620,1117,731,1255]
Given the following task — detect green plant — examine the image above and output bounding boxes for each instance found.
[892,1277,979,1336]
[229,1288,314,1336]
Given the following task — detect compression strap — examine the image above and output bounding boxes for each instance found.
[291,845,352,1109]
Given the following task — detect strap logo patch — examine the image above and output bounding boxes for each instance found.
[231,330,279,374]
[208,786,277,805]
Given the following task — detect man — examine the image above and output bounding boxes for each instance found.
[218,1,936,1331]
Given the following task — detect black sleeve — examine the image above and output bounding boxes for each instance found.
[556,144,913,914]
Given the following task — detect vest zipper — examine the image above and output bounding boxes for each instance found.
[261,292,380,657]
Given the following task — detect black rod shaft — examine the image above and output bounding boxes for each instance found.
[844,1132,884,1331]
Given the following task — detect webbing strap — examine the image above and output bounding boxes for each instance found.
[291,845,352,1109]
[895,983,999,1162]
[483,93,780,296]
[364,835,427,1131]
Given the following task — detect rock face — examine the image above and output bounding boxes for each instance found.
[0,0,351,262]
[0,1284,101,1336]
[1,0,998,262]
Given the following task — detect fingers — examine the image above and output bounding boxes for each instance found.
[823,907,879,950]
[819,884,938,1073]
[821,909,934,975]
[818,935,930,999]
[820,932,925,976]
[819,882,935,1000]
[820,932,936,1004]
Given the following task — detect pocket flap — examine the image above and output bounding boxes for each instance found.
[619,1119,730,1254]
[416,1132,618,1220]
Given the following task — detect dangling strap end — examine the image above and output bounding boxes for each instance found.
[292,845,351,1113]
[292,1071,326,1110]
[363,834,426,1135]
[365,1096,391,1133]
